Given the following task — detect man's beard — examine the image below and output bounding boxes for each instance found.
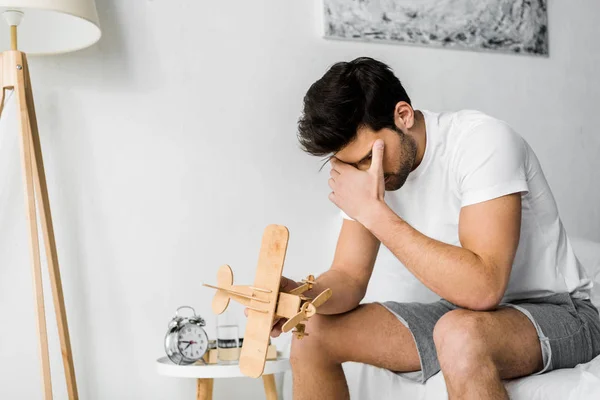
[384,127,418,191]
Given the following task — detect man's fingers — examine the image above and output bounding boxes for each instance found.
[331,157,352,172]
[330,169,340,178]
[280,276,291,290]
[274,318,286,331]
[280,276,300,292]
[369,139,385,174]
[270,318,287,338]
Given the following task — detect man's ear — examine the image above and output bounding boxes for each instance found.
[394,101,415,130]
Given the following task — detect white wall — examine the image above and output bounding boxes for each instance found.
[0,0,598,399]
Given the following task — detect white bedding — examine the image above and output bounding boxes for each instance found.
[336,355,600,400]
[278,237,600,399]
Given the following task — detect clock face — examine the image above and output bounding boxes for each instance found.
[177,323,208,360]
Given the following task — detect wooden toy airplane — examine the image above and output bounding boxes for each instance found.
[202,224,332,378]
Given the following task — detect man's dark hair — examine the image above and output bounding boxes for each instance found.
[297,57,412,157]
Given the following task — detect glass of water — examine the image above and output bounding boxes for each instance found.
[217,308,240,364]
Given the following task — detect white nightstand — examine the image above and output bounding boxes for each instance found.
[156,356,291,400]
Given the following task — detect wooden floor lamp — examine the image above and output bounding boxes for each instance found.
[0,2,101,399]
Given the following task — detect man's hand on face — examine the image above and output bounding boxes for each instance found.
[244,276,300,338]
[328,139,386,223]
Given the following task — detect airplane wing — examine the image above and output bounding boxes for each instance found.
[239,224,289,378]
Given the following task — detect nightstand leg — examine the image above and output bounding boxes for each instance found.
[196,378,214,400]
[262,374,277,400]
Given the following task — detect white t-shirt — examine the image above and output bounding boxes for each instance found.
[342,109,592,303]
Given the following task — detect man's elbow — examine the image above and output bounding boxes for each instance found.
[322,268,368,314]
[466,281,507,311]
[468,295,502,311]
[345,284,367,311]
[324,287,365,315]
[330,267,369,306]
[464,259,511,311]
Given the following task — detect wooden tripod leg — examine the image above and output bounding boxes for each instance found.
[262,374,278,400]
[0,87,5,118]
[196,378,214,400]
[13,52,53,400]
[20,55,79,399]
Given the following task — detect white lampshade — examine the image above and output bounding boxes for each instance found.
[0,0,101,55]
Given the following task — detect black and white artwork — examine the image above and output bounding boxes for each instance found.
[324,0,549,56]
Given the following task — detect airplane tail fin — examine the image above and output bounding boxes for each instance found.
[211,264,234,314]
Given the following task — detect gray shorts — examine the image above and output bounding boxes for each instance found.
[381,293,600,383]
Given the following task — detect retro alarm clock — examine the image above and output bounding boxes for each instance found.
[164,306,209,365]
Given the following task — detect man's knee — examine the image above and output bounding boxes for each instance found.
[290,305,372,366]
[433,309,492,377]
[290,312,335,365]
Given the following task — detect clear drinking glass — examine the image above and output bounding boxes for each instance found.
[216,307,240,364]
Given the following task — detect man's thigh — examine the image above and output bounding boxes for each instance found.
[294,303,421,373]
[488,307,544,379]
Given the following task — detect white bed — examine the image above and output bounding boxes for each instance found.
[277,237,600,399]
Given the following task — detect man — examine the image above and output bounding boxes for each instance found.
[274,57,600,400]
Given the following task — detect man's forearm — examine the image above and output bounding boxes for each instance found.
[361,202,504,310]
[301,269,365,315]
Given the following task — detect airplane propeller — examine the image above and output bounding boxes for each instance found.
[311,288,332,308]
[281,288,332,334]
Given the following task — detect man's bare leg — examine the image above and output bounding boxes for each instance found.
[291,303,419,400]
[291,304,543,400]
[433,308,543,400]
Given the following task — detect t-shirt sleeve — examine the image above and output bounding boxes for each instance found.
[340,210,355,221]
[454,120,529,208]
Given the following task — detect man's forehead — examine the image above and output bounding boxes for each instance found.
[334,128,374,164]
